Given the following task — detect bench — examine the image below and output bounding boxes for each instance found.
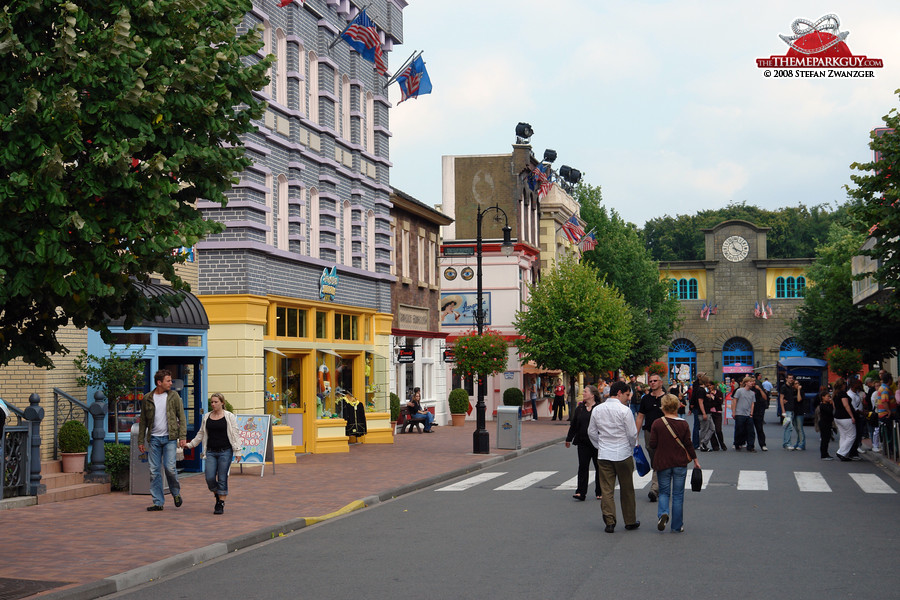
[397,406,435,433]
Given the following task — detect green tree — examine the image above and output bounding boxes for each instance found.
[576,184,681,373]
[792,224,899,364]
[0,0,272,368]
[642,203,847,261]
[847,90,900,301]
[515,255,634,412]
[74,345,145,443]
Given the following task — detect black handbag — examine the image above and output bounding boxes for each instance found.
[691,467,703,492]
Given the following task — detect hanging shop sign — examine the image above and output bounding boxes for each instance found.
[320,266,338,301]
[443,349,456,363]
[398,349,416,363]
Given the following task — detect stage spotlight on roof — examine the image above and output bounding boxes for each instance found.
[515,122,534,143]
[543,149,557,163]
[559,165,582,184]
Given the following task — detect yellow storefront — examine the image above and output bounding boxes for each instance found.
[201,294,394,456]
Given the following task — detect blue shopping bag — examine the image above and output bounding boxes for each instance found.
[633,444,651,477]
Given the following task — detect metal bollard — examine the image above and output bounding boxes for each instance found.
[85,391,110,484]
[23,393,46,496]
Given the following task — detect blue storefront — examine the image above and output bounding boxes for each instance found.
[86,283,209,472]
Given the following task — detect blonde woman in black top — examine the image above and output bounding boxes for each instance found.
[185,393,242,514]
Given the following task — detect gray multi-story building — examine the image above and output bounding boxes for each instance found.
[196,0,406,454]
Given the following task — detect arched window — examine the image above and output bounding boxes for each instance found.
[275,29,287,106]
[723,337,754,373]
[297,43,305,116]
[776,277,785,298]
[366,210,375,272]
[668,339,697,383]
[366,91,375,155]
[308,187,319,258]
[688,278,698,299]
[786,276,796,298]
[277,175,288,251]
[265,173,274,246]
[676,278,698,300]
[796,276,806,298]
[341,75,351,140]
[779,337,806,359]
[342,200,352,266]
[669,279,678,300]
[262,20,272,98]
[307,51,318,124]
[678,278,689,299]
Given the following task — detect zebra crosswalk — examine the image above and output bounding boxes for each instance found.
[435,469,897,495]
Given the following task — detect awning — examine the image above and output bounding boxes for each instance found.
[264,348,287,357]
[317,349,343,358]
[522,362,561,375]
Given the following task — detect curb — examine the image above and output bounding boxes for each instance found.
[38,436,564,600]
[860,449,900,479]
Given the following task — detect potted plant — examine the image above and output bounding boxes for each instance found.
[58,420,90,473]
[75,344,145,443]
[448,388,470,427]
[389,392,401,426]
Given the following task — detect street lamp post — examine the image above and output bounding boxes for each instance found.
[473,204,513,454]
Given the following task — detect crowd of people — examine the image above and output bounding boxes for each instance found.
[562,367,900,533]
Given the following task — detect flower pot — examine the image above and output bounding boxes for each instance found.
[450,413,467,427]
[61,452,87,473]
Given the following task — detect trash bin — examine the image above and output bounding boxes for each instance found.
[496,406,521,450]
[129,424,168,495]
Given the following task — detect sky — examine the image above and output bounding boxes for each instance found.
[385,0,900,227]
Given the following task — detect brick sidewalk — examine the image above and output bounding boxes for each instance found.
[1,419,567,597]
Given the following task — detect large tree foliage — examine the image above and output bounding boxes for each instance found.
[576,184,681,373]
[792,224,900,364]
[0,0,271,367]
[848,89,900,303]
[642,202,846,261]
[515,255,634,399]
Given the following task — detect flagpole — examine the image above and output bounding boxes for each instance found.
[328,2,373,50]
[385,50,420,87]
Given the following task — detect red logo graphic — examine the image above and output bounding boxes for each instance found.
[757,14,883,69]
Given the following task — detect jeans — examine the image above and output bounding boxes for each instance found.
[782,411,806,449]
[734,415,756,450]
[575,442,601,498]
[819,420,833,458]
[752,411,767,447]
[657,466,687,531]
[420,410,435,431]
[148,435,180,507]
[643,430,658,494]
[691,409,701,449]
[530,396,539,420]
[205,448,234,497]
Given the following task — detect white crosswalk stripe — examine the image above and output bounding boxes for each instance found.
[494,471,557,490]
[850,473,898,494]
[795,471,832,492]
[436,472,506,492]
[437,469,898,494]
[737,470,768,490]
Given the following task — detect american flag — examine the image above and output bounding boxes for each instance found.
[341,9,387,75]
[561,215,585,244]
[754,302,761,318]
[529,165,552,199]
[579,231,598,252]
[397,55,432,103]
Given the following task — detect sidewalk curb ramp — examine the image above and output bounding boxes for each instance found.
[36,437,563,600]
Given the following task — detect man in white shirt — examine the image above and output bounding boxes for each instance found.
[588,381,640,533]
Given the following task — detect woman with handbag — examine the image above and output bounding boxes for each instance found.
[565,385,601,501]
[649,394,701,533]
[833,378,857,462]
[184,393,242,514]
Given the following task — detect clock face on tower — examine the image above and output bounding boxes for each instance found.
[722,235,749,262]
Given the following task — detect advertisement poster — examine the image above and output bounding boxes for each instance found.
[440,292,490,326]
[234,414,273,467]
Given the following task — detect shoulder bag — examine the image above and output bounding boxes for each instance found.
[662,417,702,492]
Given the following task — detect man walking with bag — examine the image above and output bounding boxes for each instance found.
[635,374,666,502]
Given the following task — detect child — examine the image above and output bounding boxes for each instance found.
[816,389,835,460]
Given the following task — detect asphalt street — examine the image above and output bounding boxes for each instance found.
[107,420,900,600]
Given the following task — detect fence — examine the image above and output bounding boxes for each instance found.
[879,420,900,463]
